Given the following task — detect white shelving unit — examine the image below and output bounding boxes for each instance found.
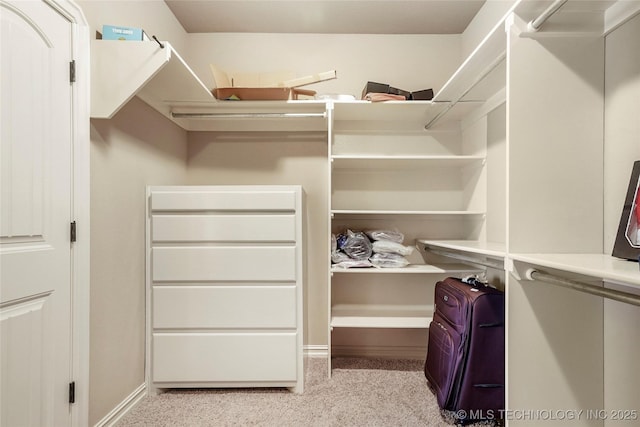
[409,1,640,423]
[330,304,434,329]
[328,67,493,367]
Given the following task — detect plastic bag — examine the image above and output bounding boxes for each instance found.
[331,250,351,264]
[332,259,373,269]
[370,253,410,268]
[341,229,373,260]
[372,240,414,256]
[365,229,404,243]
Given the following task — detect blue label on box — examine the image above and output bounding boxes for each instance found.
[102,25,143,41]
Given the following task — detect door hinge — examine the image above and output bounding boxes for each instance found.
[70,221,76,243]
[69,60,76,83]
[69,381,75,404]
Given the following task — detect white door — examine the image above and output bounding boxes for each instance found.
[1,1,74,426]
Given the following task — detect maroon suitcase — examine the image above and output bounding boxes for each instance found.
[424,277,505,423]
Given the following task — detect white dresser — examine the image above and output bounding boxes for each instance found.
[146,185,304,393]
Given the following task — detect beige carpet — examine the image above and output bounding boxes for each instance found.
[116,358,496,426]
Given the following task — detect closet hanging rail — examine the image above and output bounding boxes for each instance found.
[424,53,505,130]
[171,112,327,119]
[525,269,640,307]
[527,0,569,32]
[423,245,504,270]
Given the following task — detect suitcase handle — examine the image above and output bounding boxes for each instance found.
[461,276,487,288]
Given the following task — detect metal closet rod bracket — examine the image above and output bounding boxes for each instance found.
[524,268,640,307]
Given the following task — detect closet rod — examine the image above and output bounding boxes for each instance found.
[424,246,505,270]
[527,0,569,32]
[171,112,327,119]
[525,269,640,307]
[424,52,505,130]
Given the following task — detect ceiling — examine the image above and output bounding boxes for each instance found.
[164,0,487,34]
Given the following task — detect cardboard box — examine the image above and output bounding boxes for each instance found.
[102,25,145,41]
[211,65,335,88]
[212,87,291,101]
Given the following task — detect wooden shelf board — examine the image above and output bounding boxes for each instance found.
[330,304,433,328]
[331,210,486,216]
[331,155,485,170]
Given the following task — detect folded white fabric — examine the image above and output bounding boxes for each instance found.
[372,240,414,256]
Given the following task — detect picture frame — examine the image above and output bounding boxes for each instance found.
[612,160,640,261]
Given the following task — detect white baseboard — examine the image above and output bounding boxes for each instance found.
[304,344,328,358]
[332,345,426,360]
[305,344,426,360]
[94,383,146,427]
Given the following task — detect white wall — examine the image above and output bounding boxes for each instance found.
[186,33,461,99]
[76,1,191,424]
[89,98,188,425]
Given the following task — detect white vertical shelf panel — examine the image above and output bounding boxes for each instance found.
[90,40,213,121]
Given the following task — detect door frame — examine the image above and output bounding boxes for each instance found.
[42,0,90,425]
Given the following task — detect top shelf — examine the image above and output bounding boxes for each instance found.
[89,1,640,131]
[90,40,214,121]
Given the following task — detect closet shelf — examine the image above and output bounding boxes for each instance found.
[331,155,485,170]
[332,100,441,123]
[330,304,433,329]
[90,40,213,125]
[331,263,483,275]
[331,210,485,217]
[417,240,507,270]
[417,240,507,259]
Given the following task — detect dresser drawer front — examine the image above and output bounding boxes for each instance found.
[153,286,297,329]
[152,246,296,282]
[152,214,296,242]
[152,333,298,383]
[150,189,297,212]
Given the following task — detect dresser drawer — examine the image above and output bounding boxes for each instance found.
[150,189,297,212]
[152,246,296,282]
[152,214,296,243]
[152,332,298,383]
[153,285,297,329]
